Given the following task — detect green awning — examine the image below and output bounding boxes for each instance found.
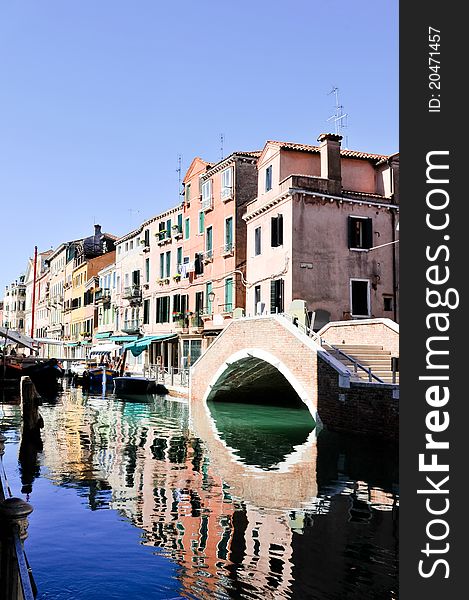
[65,342,78,347]
[110,335,139,342]
[96,332,112,339]
[124,334,178,357]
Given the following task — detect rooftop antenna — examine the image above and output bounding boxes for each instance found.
[176,154,182,195]
[220,133,224,161]
[327,86,349,148]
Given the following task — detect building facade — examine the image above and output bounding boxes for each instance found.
[244,135,399,329]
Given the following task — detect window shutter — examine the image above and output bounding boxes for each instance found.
[348,216,354,248]
[271,217,277,247]
[364,218,373,249]
[270,280,277,313]
[278,215,283,246]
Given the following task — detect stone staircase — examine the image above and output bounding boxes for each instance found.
[329,344,399,384]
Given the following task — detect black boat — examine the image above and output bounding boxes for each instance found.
[22,358,64,399]
[114,376,168,397]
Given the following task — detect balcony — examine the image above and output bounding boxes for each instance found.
[123,285,142,304]
[191,314,204,331]
[221,187,234,202]
[221,243,234,257]
[219,303,233,315]
[95,288,111,304]
[201,196,213,211]
[202,249,213,264]
[122,320,140,334]
[171,225,183,240]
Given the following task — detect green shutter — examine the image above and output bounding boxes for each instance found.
[225,278,233,311]
[199,211,205,233]
[159,253,164,278]
[185,218,190,239]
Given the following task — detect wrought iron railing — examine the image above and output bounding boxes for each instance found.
[143,365,190,388]
[279,312,387,384]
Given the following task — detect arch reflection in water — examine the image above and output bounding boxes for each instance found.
[2,387,398,600]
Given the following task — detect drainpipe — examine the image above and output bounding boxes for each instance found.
[391,208,398,323]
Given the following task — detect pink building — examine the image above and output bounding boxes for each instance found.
[244,135,399,329]
[111,151,259,373]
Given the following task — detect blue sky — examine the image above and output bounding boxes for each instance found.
[0,1,398,292]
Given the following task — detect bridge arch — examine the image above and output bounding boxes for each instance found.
[203,348,317,420]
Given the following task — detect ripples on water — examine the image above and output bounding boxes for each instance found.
[0,386,398,599]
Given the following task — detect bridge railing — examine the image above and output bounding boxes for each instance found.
[143,365,190,388]
[279,313,386,384]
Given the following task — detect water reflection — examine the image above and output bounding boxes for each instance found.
[0,387,398,600]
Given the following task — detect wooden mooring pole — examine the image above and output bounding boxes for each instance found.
[20,377,43,437]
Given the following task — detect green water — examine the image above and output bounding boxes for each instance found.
[207,400,315,469]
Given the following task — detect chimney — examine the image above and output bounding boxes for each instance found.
[94,224,102,236]
[317,133,342,194]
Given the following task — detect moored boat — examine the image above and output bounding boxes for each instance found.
[114,376,168,397]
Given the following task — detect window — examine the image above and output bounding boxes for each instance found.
[270,279,284,313]
[124,273,129,288]
[202,180,212,203]
[184,218,190,239]
[182,339,202,367]
[125,242,129,252]
[265,165,273,192]
[206,282,213,314]
[176,247,183,272]
[183,255,190,278]
[165,251,171,278]
[143,299,150,324]
[195,291,204,317]
[144,229,150,247]
[130,241,133,250]
[350,279,370,317]
[158,222,166,240]
[159,253,165,279]
[185,183,191,204]
[145,258,150,283]
[221,167,233,200]
[198,211,205,234]
[271,214,283,247]
[254,285,261,314]
[177,213,183,233]
[166,219,172,239]
[206,226,213,258]
[225,217,233,252]
[224,278,233,312]
[254,227,261,256]
[132,270,140,286]
[383,296,394,312]
[348,216,373,250]
[156,296,170,323]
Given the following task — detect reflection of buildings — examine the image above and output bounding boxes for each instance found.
[34,391,398,599]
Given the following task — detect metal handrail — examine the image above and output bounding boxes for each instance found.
[279,312,386,384]
[0,449,36,600]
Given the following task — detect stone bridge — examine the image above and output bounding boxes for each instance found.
[190,315,399,439]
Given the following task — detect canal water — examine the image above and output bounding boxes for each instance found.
[0,386,398,599]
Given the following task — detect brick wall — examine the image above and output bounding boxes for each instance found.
[319,319,399,357]
[317,357,398,441]
[191,317,318,411]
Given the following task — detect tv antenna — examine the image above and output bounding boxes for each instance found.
[327,86,349,148]
[220,133,224,161]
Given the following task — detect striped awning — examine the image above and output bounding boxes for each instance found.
[95,332,112,339]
